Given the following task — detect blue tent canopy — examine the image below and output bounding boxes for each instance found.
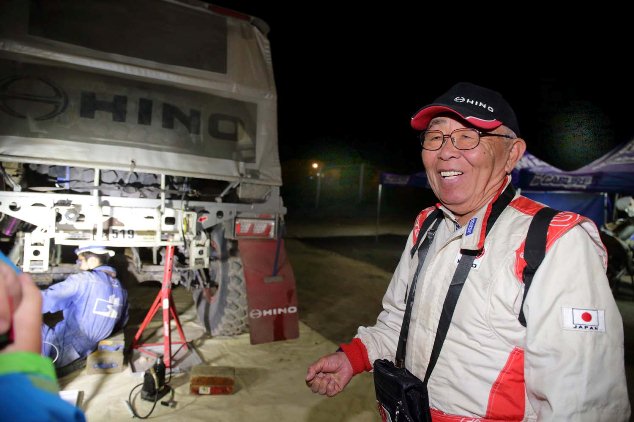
[378,146,633,226]
[517,140,634,195]
[380,151,561,190]
[382,141,634,195]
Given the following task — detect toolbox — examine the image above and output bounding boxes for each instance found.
[189,364,235,395]
[86,340,125,374]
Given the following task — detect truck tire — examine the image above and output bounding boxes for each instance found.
[193,256,249,336]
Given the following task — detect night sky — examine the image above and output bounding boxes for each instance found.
[211,3,631,173]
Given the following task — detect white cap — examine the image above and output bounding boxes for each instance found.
[74,245,115,257]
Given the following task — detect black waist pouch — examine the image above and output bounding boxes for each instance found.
[373,358,431,422]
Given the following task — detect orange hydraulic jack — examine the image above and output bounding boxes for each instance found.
[132,245,188,368]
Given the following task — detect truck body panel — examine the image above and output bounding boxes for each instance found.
[0,0,281,185]
[0,0,296,342]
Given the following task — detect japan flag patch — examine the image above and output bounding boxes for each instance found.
[562,307,605,332]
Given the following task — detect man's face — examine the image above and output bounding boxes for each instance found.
[77,254,90,271]
[421,116,525,223]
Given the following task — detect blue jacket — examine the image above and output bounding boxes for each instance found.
[41,266,128,367]
[0,352,85,421]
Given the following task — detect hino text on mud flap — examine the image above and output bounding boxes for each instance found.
[0,0,298,343]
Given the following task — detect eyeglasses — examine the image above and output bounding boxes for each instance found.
[419,128,514,151]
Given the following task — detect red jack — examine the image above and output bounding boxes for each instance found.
[132,245,188,368]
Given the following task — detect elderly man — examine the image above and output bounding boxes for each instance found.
[306,82,630,420]
[41,246,128,368]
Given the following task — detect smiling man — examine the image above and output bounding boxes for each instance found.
[306,82,631,421]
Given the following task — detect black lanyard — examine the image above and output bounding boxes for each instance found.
[395,183,516,380]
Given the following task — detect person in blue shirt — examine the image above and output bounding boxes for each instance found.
[0,258,86,421]
[41,246,128,368]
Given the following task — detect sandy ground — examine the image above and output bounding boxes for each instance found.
[55,215,634,421]
[59,310,381,421]
[56,233,396,421]
[60,288,377,422]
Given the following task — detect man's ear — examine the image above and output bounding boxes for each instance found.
[505,138,526,174]
[86,256,101,269]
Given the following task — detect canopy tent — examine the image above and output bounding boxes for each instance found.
[379,151,562,190]
[516,139,634,195]
[512,151,563,186]
[377,148,625,231]
[382,139,634,194]
[520,191,609,227]
[509,151,608,225]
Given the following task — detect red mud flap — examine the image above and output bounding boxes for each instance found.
[238,238,299,344]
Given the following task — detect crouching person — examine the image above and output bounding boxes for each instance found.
[41,246,128,368]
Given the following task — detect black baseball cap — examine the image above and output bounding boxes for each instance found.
[411,82,520,136]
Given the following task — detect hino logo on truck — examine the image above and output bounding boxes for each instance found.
[249,306,298,319]
[0,76,69,120]
[0,74,244,142]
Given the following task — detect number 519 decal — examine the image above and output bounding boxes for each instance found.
[110,229,135,239]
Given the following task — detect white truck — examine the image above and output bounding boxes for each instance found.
[0,0,296,340]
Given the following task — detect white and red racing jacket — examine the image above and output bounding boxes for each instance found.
[340,179,631,421]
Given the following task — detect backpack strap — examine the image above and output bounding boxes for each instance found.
[410,208,443,258]
[518,206,560,327]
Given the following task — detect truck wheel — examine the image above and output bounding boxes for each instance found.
[193,256,249,336]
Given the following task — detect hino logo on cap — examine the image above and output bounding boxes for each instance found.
[454,96,494,112]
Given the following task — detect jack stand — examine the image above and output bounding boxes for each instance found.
[132,245,188,368]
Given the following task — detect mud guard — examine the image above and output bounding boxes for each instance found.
[238,238,299,344]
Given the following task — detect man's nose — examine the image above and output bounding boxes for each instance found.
[438,134,459,153]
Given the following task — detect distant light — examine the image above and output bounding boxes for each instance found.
[311,162,319,169]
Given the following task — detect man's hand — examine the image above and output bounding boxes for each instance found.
[0,263,20,338]
[305,351,353,397]
[0,263,42,354]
